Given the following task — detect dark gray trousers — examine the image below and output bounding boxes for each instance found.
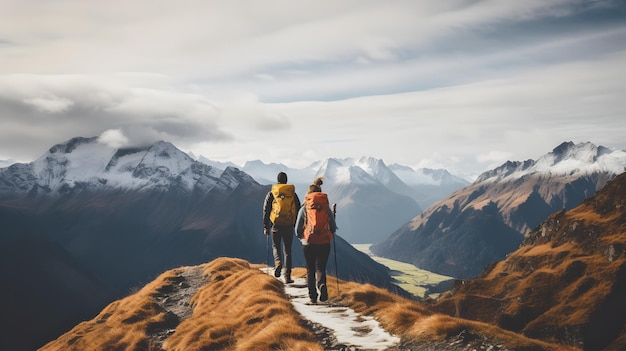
[272,225,294,275]
[302,243,331,299]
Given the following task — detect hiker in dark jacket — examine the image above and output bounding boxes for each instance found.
[263,172,301,283]
[296,177,337,303]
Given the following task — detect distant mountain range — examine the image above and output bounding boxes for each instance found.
[237,157,469,210]
[372,141,626,279]
[230,156,468,244]
[0,136,396,350]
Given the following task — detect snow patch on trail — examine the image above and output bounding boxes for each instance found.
[265,268,400,350]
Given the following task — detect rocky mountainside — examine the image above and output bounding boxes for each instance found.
[372,142,626,279]
[433,171,626,351]
[0,137,394,351]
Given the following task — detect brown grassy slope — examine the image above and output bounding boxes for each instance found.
[40,254,578,351]
[40,266,189,351]
[433,172,626,350]
[164,258,321,351]
[40,258,322,351]
[334,279,575,351]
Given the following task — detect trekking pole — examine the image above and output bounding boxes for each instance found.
[332,203,339,295]
[266,231,271,275]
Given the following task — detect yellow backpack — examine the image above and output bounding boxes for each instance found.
[270,184,297,225]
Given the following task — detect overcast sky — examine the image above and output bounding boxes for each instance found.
[1,0,625,177]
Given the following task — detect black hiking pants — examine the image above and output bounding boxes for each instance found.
[272,224,294,276]
[302,243,331,300]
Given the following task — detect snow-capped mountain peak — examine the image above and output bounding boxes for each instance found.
[533,141,621,174]
[476,141,626,183]
[32,137,117,190]
[388,164,469,187]
[196,156,238,172]
[315,158,379,185]
[131,141,195,179]
[0,137,230,195]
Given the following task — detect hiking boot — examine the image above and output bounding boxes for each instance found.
[284,274,294,284]
[318,283,328,302]
[309,294,318,304]
[274,264,282,278]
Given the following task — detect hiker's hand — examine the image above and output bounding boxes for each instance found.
[264,228,269,235]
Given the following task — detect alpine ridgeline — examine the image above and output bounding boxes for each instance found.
[372,141,626,279]
[0,137,393,351]
[433,171,626,351]
[41,257,577,351]
[241,156,469,244]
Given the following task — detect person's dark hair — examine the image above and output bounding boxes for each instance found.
[277,172,288,184]
[307,177,324,193]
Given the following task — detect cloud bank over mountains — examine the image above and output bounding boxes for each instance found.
[1,1,625,176]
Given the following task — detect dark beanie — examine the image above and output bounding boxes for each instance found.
[277,172,288,184]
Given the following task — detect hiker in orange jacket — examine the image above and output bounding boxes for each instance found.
[263,172,301,283]
[295,177,337,304]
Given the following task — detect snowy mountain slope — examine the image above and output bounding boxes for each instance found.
[241,160,317,185]
[315,158,422,244]
[195,155,239,171]
[0,136,229,196]
[477,141,626,182]
[372,141,626,278]
[239,157,467,208]
[389,164,470,208]
[0,159,13,168]
[317,157,416,193]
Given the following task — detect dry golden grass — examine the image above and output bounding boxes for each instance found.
[164,258,321,351]
[41,258,322,351]
[333,279,575,350]
[41,254,590,351]
[40,268,187,351]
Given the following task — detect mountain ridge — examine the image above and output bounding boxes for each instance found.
[432,171,626,350]
[239,156,470,209]
[0,136,235,197]
[476,141,625,182]
[372,141,626,278]
[40,257,577,351]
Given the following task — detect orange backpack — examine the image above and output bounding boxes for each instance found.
[303,192,332,244]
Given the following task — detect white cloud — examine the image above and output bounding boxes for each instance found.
[22,94,74,113]
[477,151,514,164]
[98,129,129,149]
